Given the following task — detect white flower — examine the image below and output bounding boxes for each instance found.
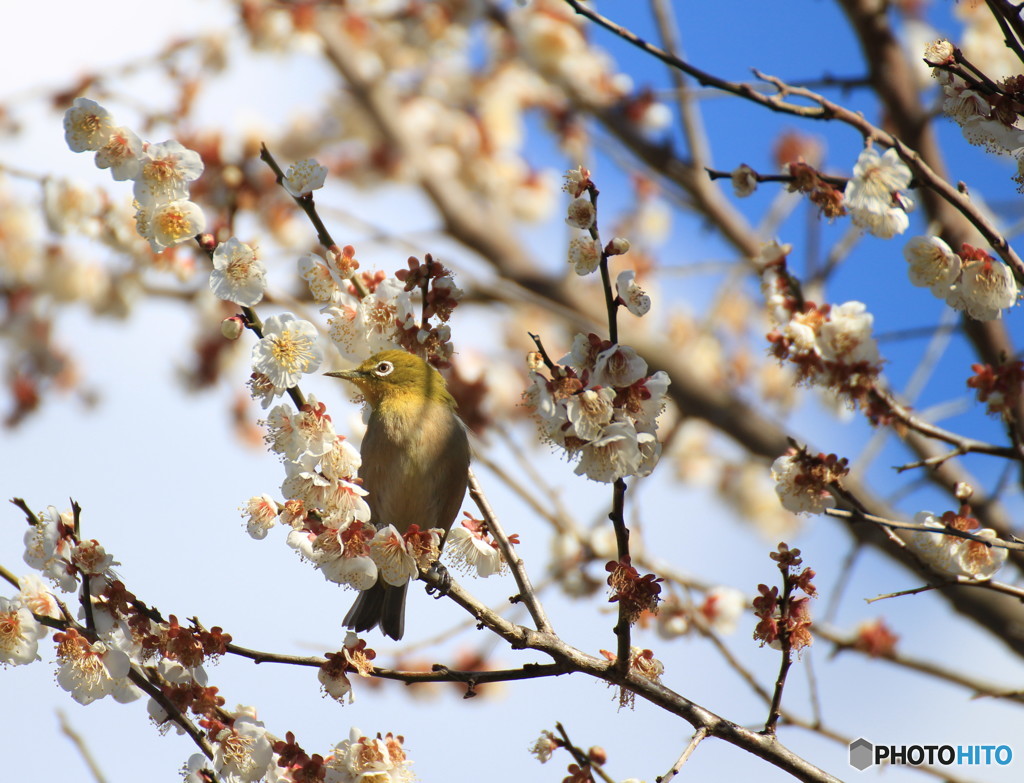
[320,437,362,483]
[845,146,914,238]
[817,301,880,365]
[242,495,279,540]
[94,126,142,181]
[299,252,342,303]
[591,345,648,388]
[43,179,101,236]
[265,397,337,462]
[562,387,615,441]
[574,421,645,483]
[844,146,912,212]
[565,196,596,229]
[17,573,60,624]
[699,587,746,635]
[63,97,113,152]
[771,454,835,515]
[850,202,911,238]
[211,238,266,306]
[133,140,204,205]
[282,158,328,197]
[946,258,1018,320]
[903,513,968,577]
[568,235,602,275]
[319,552,378,590]
[70,539,115,576]
[325,728,413,783]
[903,235,961,297]
[213,713,274,783]
[55,631,132,705]
[323,481,373,525]
[960,116,1024,155]
[616,270,651,316]
[24,506,77,592]
[252,313,323,389]
[956,528,1008,580]
[369,525,418,587]
[0,596,43,665]
[628,371,670,435]
[446,523,504,577]
[137,198,206,252]
[325,278,415,362]
[319,664,353,704]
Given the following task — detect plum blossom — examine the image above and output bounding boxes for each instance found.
[133,140,204,205]
[370,525,419,587]
[446,518,505,577]
[137,198,206,252]
[817,301,880,365]
[212,710,275,783]
[616,270,651,316]
[568,235,602,275]
[0,596,44,665]
[844,146,914,238]
[95,126,142,181]
[903,235,961,297]
[242,495,279,540]
[54,628,136,705]
[251,313,323,390]
[210,239,267,306]
[947,254,1018,320]
[324,728,414,783]
[62,97,113,152]
[282,158,328,198]
[771,453,839,515]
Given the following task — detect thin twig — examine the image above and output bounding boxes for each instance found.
[658,727,708,783]
[467,468,554,634]
[58,710,108,783]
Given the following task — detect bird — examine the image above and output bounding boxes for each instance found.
[325,349,470,640]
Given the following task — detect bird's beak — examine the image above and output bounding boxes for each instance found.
[324,370,361,380]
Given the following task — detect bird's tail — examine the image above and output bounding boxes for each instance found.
[343,580,408,641]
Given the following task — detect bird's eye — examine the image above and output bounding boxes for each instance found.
[374,361,394,377]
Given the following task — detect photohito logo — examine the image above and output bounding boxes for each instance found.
[849,738,1012,770]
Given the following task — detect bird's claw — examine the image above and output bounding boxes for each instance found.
[424,561,452,598]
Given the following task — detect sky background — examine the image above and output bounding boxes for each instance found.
[2,2,1024,782]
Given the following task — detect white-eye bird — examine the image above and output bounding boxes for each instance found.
[325,350,470,640]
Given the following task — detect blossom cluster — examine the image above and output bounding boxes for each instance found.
[902,508,1008,581]
[524,336,670,483]
[770,449,849,516]
[319,255,463,368]
[605,556,662,622]
[903,236,1018,320]
[762,244,883,409]
[753,543,816,656]
[63,97,206,253]
[925,38,1024,186]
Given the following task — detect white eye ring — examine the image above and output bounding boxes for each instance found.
[374,361,395,377]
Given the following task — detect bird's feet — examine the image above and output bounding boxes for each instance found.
[424,561,452,598]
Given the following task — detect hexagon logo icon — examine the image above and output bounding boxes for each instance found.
[849,738,874,771]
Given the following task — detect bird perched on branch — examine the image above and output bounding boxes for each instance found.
[325,350,470,640]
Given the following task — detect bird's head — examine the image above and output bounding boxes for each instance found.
[325,350,455,409]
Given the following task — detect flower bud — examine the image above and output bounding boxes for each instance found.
[606,237,630,256]
[221,315,245,340]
